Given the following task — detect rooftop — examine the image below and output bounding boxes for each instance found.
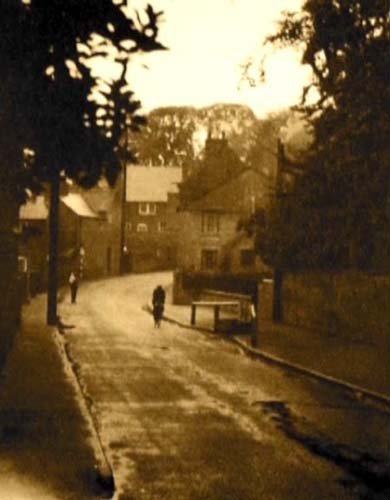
[19,196,48,220]
[61,193,98,218]
[126,165,182,203]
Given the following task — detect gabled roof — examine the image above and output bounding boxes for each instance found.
[126,165,182,203]
[183,168,268,213]
[61,193,98,218]
[20,192,99,221]
[80,181,117,213]
[19,196,48,220]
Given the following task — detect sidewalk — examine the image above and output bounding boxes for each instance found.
[0,294,108,500]
[164,300,390,402]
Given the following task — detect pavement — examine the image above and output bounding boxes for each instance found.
[0,293,113,500]
[163,297,390,405]
[0,276,389,498]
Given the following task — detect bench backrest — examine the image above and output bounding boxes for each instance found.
[200,289,253,322]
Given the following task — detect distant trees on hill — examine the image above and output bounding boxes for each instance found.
[128,104,289,205]
[127,103,283,168]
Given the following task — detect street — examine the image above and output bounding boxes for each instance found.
[60,272,390,500]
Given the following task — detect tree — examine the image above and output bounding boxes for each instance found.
[1,1,164,194]
[128,106,197,166]
[246,111,290,190]
[127,103,259,167]
[260,0,390,270]
[0,1,164,322]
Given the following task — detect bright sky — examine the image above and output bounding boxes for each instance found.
[107,0,311,118]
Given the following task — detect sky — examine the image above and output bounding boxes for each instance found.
[97,0,311,118]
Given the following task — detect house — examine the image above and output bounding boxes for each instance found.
[19,184,121,291]
[180,131,246,202]
[59,192,100,282]
[19,195,49,293]
[176,168,270,275]
[123,165,182,272]
[72,179,122,278]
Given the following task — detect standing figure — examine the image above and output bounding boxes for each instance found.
[152,285,165,328]
[69,271,79,304]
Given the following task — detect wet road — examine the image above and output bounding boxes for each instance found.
[60,272,390,500]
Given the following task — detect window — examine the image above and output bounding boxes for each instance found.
[158,221,167,232]
[137,223,148,232]
[240,249,255,268]
[139,202,156,215]
[201,249,218,270]
[201,212,220,233]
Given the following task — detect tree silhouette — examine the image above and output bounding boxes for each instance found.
[0,1,165,323]
[0,0,164,199]
[128,106,197,166]
[261,0,390,270]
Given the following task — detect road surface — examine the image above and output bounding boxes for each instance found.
[60,272,390,500]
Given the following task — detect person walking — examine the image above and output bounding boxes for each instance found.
[69,271,79,304]
[152,285,165,328]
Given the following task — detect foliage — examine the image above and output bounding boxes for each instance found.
[255,187,352,272]
[177,113,288,206]
[197,104,257,160]
[128,103,258,167]
[0,0,164,202]
[128,106,197,166]
[245,111,289,190]
[259,0,390,270]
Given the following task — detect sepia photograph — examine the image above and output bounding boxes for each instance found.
[0,0,389,498]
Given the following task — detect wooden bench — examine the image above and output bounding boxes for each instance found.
[190,300,240,332]
[201,289,254,323]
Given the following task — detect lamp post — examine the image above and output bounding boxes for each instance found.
[47,171,60,325]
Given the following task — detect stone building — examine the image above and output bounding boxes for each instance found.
[176,168,270,275]
[74,179,122,278]
[123,165,182,272]
[19,195,49,294]
[19,182,122,291]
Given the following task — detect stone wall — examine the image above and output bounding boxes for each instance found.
[124,201,178,273]
[81,217,120,279]
[258,279,274,322]
[176,211,240,272]
[172,269,196,305]
[282,272,390,346]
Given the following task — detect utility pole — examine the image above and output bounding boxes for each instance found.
[272,138,285,323]
[119,128,129,275]
[47,171,60,325]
